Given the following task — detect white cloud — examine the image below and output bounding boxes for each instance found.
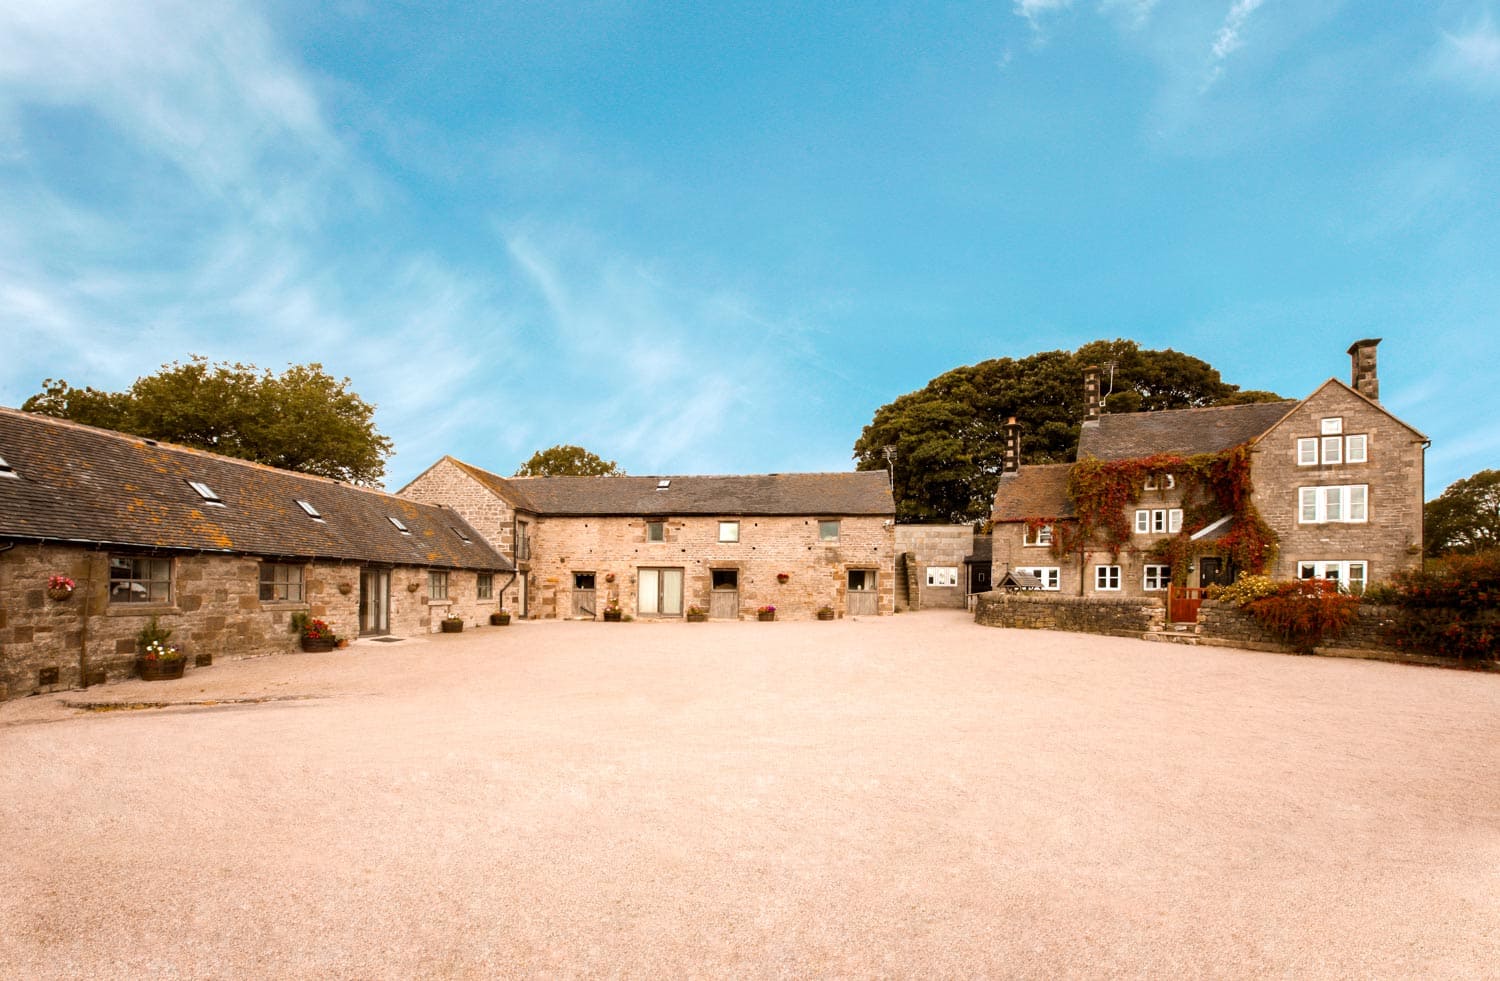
[1203,0,1266,88]
[1433,18,1500,92]
[1014,0,1073,34]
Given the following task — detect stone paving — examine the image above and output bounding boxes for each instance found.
[2,612,1497,977]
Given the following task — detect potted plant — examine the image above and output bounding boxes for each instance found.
[490,609,512,626]
[602,599,623,622]
[46,574,76,601]
[776,572,790,584]
[686,605,707,622]
[136,617,186,680]
[817,605,835,621]
[292,612,337,652]
[335,636,351,650]
[441,613,464,633]
[757,604,776,622]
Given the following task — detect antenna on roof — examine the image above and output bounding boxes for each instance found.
[1101,360,1118,409]
[882,445,897,486]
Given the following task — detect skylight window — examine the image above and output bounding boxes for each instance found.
[187,479,224,505]
[451,526,472,544]
[295,499,324,521]
[388,516,411,535]
[657,479,671,490]
[0,454,16,478]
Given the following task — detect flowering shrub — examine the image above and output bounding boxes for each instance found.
[757,605,776,614]
[1377,549,1500,662]
[301,617,334,640]
[1240,579,1360,654]
[1205,574,1279,605]
[47,575,76,591]
[141,640,184,661]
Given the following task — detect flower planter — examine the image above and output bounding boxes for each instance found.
[137,657,186,681]
[490,612,511,626]
[757,611,776,622]
[440,619,463,633]
[47,586,74,602]
[301,637,336,653]
[686,612,707,622]
[817,610,835,621]
[602,609,623,622]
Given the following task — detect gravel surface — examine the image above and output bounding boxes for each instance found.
[3,612,1498,978]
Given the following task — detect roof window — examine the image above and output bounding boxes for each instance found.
[388,516,411,535]
[295,499,325,522]
[0,454,16,478]
[657,479,671,490]
[187,480,224,505]
[451,526,472,544]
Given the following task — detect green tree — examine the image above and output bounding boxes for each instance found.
[1424,469,1500,557]
[23,357,393,485]
[853,340,1273,524]
[515,444,624,477]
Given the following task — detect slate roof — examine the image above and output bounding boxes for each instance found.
[444,459,894,517]
[990,464,1075,522]
[0,408,511,571]
[965,535,993,564]
[1076,401,1297,461]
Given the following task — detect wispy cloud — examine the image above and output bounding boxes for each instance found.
[1014,0,1073,35]
[1203,0,1266,89]
[1432,16,1500,93]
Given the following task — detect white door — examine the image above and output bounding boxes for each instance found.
[638,567,684,617]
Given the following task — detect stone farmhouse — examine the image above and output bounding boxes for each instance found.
[990,339,1427,599]
[399,458,896,620]
[0,408,512,700]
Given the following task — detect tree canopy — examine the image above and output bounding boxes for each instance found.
[1424,469,1500,557]
[23,357,393,485]
[515,444,624,477]
[853,339,1283,524]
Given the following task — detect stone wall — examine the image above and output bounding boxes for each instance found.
[893,525,974,610]
[527,514,895,620]
[973,590,1160,638]
[0,542,500,700]
[399,458,527,613]
[1195,600,1488,666]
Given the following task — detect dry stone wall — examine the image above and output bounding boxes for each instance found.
[973,591,1160,637]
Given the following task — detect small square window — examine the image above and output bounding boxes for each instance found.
[258,563,305,602]
[819,520,840,542]
[1094,565,1121,591]
[646,520,664,542]
[1024,524,1053,547]
[1143,565,1172,591]
[109,556,172,604]
[719,521,739,543]
[1321,417,1343,435]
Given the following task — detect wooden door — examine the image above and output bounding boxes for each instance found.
[709,569,739,619]
[847,569,878,616]
[572,572,596,618]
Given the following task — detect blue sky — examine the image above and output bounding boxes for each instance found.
[1,1,1495,497]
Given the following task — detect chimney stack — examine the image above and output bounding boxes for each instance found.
[1002,417,1021,477]
[1347,338,1380,401]
[1083,365,1102,422]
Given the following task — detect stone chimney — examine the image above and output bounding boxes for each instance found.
[1347,338,1381,401]
[1083,365,1102,422]
[1001,417,1021,477]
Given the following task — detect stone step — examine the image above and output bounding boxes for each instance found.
[1142,631,1201,645]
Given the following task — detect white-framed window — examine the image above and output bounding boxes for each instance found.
[1135,509,1182,534]
[1094,565,1121,591]
[926,566,959,588]
[429,571,449,600]
[1321,436,1343,465]
[1298,485,1368,524]
[1143,474,1176,491]
[1023,523,1053,547]
[1298,438,1319,466]
[1321,417,1343,435]
[1298,560,1368,595]
[109,556,172,604]
[718,521,739,543]
[1015,567,1060,591]
[1143,565,1172,591]
[1345,434,1368,463]
[388,516,411,535]
[295,499,324,521]
[258,562,305,602]
[186,479,224,505]
[819,520,840,542]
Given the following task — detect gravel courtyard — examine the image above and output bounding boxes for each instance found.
[3,611,1497,978]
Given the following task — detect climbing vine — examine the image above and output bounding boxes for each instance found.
[1028,443,1278,581]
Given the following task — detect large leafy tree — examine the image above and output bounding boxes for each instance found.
[1425,469,1500,557]
[853,339,1281,524]
[515,444,624,477]
[23,357,393,484]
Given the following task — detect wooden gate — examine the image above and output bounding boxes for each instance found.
[1168,585,1206,624]
[572,589,596,618]
[709,588,739,620]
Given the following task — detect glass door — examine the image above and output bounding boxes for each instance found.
[359,568,390,635]
[638,567,684,617]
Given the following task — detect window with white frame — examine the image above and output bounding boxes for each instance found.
[1094,565,1121,591]
[1023,523,1053,547]
[718,521,739,543]
[258,563,304,602]
[1143,474,1176,491]
[1135,508,1183,534]
[926,566,959,587]
[1143,565,1172,591]
[1298,485,1368,524]
[1015,566,1060,591]
[429,570,449,600]
[1321,417,1343,435]
[1298,560,1368,595]
[1345,434,1368,463]
[1299,427,1368,467]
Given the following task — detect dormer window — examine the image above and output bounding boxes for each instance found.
[187,480,224,505]
[1143,474,1175,491]
[388,516,411,535]
[295,499,324,521]
[0,454,16,479]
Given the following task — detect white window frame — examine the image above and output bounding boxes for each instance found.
[1015,566,1061,591]
[1345,434,1368,464]
[1298,560,1368,595]
[1143,474,1176,491]
[1143,565,1172,591]
[1023,523,1053,547]
[1136,508,1183,534]
[1321,436,1343,465]
[1094,565,1121,591]
[1321,417,1343,435]
[1297,438,1319,466]
[718,520,739,543]
[926,566,959,588]
[187,479,224,505]
[1298,485,1368,524]
[295,499,324,521]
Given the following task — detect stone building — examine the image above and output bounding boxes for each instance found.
[0,408,512,700]
[893,525,990,610]
[990,339,1427,598]
[400,459,896,620]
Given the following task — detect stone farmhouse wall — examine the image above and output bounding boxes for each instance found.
[400,459,527,612]
[0,543,499,700]
[1251,383,1425,587]
[528,514,895,620]
[973,591,1161,637]
[894,525,974,610]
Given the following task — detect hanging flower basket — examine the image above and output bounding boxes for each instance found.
[46,575,75,601]
[776,573,790,584]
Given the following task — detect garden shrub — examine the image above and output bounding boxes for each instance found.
[1378,548,1500,662]
[1219,577,1361,654]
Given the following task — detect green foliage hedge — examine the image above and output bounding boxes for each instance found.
[1374,549,1500,662]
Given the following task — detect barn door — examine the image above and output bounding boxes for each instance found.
[572,572,596,618]
[709,569,739,620]
[847,569,878,616]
